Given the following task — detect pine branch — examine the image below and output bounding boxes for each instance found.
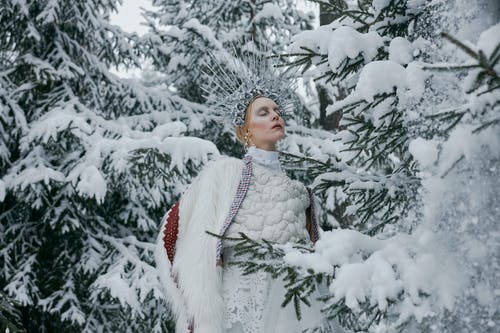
[440,32,499,80]
[440,154,465,178]
[476,84,500,96]
[421,30,500,137]
[320,290,401,332]
[209,231,325,320]
[0,290,26,333]
[472,116,500,134]
[421,63,481,71]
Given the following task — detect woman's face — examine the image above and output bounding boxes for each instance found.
[247,97,285,151]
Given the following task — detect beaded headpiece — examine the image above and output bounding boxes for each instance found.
[202,45,298,126]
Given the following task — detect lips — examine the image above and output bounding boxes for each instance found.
[272,124,282,129]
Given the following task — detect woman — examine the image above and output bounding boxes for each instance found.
[155,95,322,333]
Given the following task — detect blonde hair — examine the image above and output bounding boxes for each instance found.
[234,96,263,146]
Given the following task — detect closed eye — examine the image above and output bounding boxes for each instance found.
[257,106,281,116]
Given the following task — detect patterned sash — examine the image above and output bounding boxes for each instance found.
[215,155,253,265]
[306,186,320,243]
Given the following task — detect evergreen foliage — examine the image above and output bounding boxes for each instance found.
[419,31,499,138]
[0,290,25,333]
[0,0,212,331]
[279,0,426,234]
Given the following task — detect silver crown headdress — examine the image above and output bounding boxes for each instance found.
[202,44,298,126]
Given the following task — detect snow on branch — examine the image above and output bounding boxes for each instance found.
[222,227,462,332]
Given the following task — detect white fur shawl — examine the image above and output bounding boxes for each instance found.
[154,156,244,333]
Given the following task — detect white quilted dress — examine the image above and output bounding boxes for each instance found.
[221,147,323,333]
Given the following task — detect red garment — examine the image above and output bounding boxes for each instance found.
[162,201,180,264]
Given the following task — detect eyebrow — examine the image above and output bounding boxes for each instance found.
[256,106,279,112]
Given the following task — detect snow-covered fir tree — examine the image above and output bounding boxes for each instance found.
[0,0,217,331]
[1,0,497,332]
[229,0,499,332]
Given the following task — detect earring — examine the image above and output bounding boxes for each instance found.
[244,130,249,148]
[244,130,252,149]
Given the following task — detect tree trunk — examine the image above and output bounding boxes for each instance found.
[318,1,347,130]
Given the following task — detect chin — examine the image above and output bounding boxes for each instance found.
[273,134,285,143]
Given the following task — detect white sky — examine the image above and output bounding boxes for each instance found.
[110,0,319,35]
[110,0,153,35]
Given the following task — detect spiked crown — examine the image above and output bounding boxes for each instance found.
[202,45,298,126]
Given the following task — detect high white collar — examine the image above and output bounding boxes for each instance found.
[245,146,282,172]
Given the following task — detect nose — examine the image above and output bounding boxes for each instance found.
[271,110,280,120]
